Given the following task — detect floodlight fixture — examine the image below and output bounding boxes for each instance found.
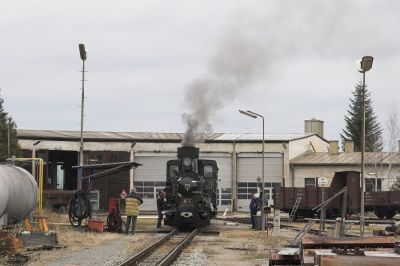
[79,43,87,61]
[359,56,373,73]
[239,110,258,119]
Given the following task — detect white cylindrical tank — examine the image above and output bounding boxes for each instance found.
[0,164,38,224]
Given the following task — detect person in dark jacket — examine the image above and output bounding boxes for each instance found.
[249,192,258,229]
[156,190,166,228]
[125,188,143,234]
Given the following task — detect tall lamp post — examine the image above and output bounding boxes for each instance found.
[358,56,373,237]
[78,43,87,191]
[239,110,266,232]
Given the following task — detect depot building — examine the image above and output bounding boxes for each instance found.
[17,119,329,212]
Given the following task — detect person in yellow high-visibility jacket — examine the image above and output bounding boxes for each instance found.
[125,188,143,234]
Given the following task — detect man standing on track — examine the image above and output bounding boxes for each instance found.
[249,192,258,229]
[125,188,143,235]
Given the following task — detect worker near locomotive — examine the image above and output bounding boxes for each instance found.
[163,145,218,230]
[125,188,143,234]
[157,190,166,228]
[273,171,400,220]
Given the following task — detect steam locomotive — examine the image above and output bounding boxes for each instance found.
[163,146,218,229]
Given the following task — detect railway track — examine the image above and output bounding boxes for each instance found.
[216,216,398,225]
[216,216,359,236]
[118,228,200,266]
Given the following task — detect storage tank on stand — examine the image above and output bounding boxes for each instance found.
[0,164,38,225]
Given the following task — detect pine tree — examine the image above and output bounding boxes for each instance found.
[341,82,383,152]
[0,91,20,161]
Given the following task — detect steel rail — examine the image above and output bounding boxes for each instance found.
[118,228,178,266]
[216,216,398,225]
[157,227,201,266]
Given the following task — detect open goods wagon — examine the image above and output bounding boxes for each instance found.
[273,171,400,219]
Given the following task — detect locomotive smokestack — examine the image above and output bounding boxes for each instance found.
[177,146,199,160]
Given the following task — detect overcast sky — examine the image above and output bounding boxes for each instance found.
[1,1,399,147]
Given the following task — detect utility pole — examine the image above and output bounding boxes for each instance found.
[7,118,11,158]
[78,43,87,191]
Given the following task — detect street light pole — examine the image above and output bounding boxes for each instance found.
[78,43,87,191]
[358,56,373,237]
[7,118,11,158]
[239,110,266,233]
[360,70,366,237]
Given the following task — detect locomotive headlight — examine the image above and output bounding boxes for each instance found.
[183,157,192,167]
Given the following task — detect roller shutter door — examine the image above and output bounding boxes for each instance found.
[237,153,283,211]
[134,153,175,211]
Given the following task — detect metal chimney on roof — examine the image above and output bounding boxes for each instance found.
[305,118,324,138]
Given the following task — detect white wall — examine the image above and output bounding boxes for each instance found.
[288,135,328,160]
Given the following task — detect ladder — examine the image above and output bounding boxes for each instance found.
[289,197,302,222]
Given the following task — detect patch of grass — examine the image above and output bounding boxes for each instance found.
[252,248,269,259]
[55,226,120,249]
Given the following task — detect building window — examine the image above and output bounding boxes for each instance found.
[237,182,281,200]
[304,178,317,187]
[168,165,179,178]
[366,178,382,192]
[203,165,214,178]
[134,181,166,199]
[217,187,232,206]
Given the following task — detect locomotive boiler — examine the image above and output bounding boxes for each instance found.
[163,146,218,229]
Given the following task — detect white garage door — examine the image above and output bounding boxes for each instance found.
[134,153,175,211]
[200,153,232,211]
[237,153,283,211]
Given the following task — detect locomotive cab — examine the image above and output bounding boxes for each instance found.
[164,146,218,229]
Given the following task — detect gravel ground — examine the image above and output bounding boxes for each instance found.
[18,216,296,266]
[173,247,209,266]
[8,213,400,265]
[26,233,158,266]
[46,237,128,266]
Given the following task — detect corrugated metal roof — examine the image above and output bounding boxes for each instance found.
[212,133,313,141]
[17,129,316,142]
[291,152,400,165]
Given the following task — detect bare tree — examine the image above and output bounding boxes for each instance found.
[365,103,400,191]
[386,103,400,187]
